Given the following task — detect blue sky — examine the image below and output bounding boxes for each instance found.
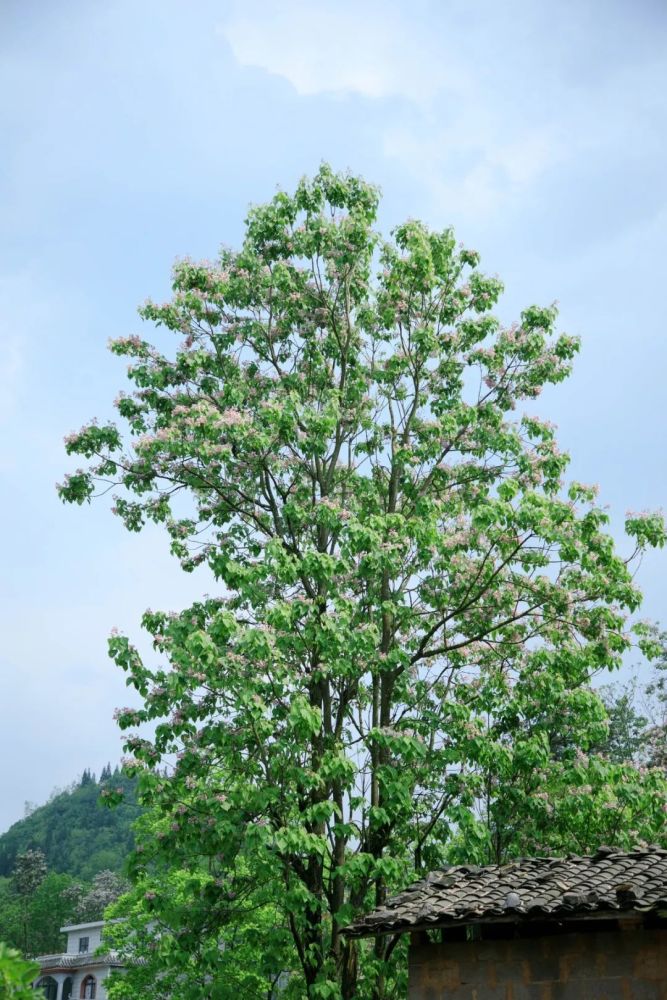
[1,0,666,833]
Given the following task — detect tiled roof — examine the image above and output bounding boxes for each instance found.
[34,951,126,970]
[346,847,667,937]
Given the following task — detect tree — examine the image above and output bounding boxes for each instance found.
[75,870,129,922]
[104,820,300,1000]
[0,856,80,957]
[11,851,46,900]
[644,628,667,769]
[24,873,78,957]
[60,166,665,998]
[593,682,649,764]
[0,879,20,955]
[12,850,47,956]
[445,676,666,866]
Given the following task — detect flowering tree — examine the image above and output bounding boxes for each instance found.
[60,167,665,998]
[12,850,47,956]
[74,870,129,922]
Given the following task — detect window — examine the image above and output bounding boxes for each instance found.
[81,975,96,999]
[78,936,89,953]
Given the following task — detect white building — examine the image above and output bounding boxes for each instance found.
[33,920,125,1000]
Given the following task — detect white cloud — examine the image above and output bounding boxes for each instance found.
[218,0,468,102]
[217,0,665,231]
[383,122,561,223]
[218,0,561,220]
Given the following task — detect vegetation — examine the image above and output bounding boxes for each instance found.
[0,856,128,958]
[10,849,46,955]
[104,841,299,1000]
[644,628,667,768]
[73,869,130,923]
[0,769,135,958]
[0,943,39,999]
[60,166,666,998]
[0,867,75,958]
[0,768,140,882]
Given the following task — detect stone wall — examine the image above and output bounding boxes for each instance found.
[408,927,666,999]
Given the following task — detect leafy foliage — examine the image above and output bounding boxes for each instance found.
[0,866,74,957]
[60,166,666,998]
[0,943,39,999]
[0,769,140,882]
[104,828,301,1000]
[644,628,667,769]
[9,850,48,956]
[592,682,650,764]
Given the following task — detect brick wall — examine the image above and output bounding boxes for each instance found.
[408,928,666,999]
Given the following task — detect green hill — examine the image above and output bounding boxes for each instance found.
[0,767,141,882]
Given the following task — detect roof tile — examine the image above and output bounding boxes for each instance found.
[346,848,667,937]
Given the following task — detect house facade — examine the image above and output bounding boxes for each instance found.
[347,846,667,999]
[33,921,125,1000]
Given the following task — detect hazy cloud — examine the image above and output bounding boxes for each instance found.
[218,0,469,102]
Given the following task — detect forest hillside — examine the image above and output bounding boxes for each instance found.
[0,767,140,881]
[0,768,141,956]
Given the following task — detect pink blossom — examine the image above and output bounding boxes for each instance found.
[219,409,246,427]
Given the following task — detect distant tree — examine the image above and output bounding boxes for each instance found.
[11,851,46,899]
[26,873,78,956]
[593,681,649,764]
[11,851,47,955]
[76,870,129,922]
[644,629,667,769]
[0,879,20,955]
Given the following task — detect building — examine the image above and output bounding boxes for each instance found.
[347,846,667,999]
[33,920,125,1000]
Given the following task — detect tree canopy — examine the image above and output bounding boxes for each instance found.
[60,166,666,998]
